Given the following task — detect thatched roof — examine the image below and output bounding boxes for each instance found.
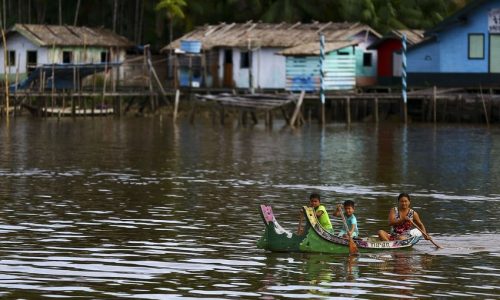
[161,21,380,53]
[278,40,358,56]
[6,23,133,48]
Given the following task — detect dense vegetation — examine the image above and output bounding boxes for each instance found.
[0,0,471,51]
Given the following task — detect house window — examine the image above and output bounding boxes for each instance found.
[27,50,37,73]
[101,51,110,63]
[7,50,15,66]
[363,52,372,67]
[63,51,73,63]
[468,33,484,59]
[337,51,349,55]
[240,51,250,68]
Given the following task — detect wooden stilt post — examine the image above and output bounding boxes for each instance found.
[251,111,258,125]
[374,97,379,123]
[433,86,437,123]
[346,97,351,125]
[173,89,180,121]
[290,90,305,127]
[480,85,490,126]
[220,106,225,126]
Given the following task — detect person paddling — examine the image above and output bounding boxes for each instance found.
[333,200,359,239]
[378,193,429,241]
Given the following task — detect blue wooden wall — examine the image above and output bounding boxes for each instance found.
[285,46,356,91]
[408,0,500,73]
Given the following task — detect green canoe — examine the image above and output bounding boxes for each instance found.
[257,204,421,254]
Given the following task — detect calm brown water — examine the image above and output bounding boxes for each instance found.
[0,117,498,299]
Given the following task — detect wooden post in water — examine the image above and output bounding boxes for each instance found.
[432,86,437,123]
[14,53,20,117]
[173,89,180,121]
[220,106,225,126]
[374,97,379,123]
[290,90,305,128]
[480,85,490,126]
[1,29,10,120]
[346,97,351,125]
[265,110,273,129]
[73,66,78,118]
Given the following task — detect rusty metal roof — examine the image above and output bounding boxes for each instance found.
[7,23,133,48]
[161,21,380,52]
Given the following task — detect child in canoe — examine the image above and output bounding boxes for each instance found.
[333,200,359,239]
[297,193,333,234]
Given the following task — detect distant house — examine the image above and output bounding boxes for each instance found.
[279,41,358,91]
[161,22,380,90]
[406,0,500,86]
[368,29,424,85]
[0,23,133,83]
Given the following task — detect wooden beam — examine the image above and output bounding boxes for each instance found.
[290,90,305,127]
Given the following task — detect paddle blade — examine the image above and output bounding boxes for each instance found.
[348,238,359,256]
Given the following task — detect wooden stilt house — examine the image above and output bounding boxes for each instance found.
[367,29,424,86]
[0,24,133,88]
[161,22,380,90]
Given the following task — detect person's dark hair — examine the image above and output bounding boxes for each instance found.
[309,193,321,201]
[343,200,355,208]
[398,193,411,202]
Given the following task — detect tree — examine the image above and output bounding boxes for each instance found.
[155,0,187,47]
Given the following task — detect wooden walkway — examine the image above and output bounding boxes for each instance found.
[194,92,304,127]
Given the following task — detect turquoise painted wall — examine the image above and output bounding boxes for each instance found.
[285,46,356,91]
[355,47,377,77]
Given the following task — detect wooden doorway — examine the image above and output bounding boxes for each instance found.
[223,49,233,87]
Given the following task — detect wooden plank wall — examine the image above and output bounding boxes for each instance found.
[285,48,356,92]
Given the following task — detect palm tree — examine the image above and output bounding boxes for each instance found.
[156,0,187,48]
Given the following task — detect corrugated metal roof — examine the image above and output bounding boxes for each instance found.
[161,21,380,52]
[367,29,425,49]
[278,40,358,56]
[391,29,425,45]
[7,23,133,48]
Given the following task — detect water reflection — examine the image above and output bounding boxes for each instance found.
[0,118,498,298]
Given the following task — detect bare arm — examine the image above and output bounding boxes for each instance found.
[333,204,341,217]
[348,222,357,236]
[412,212,429,239]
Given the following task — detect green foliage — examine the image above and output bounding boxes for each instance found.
[155,0,187,19]
[0,0,473,49]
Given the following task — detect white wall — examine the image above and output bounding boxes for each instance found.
[255,48,286,89]
[0,34,49,74]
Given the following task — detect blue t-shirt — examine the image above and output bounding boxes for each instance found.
[339,214,358,238]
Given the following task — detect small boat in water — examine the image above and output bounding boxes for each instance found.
[257,205,421,254]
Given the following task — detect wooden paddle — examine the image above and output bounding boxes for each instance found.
[410,219,443,249]
[338,205,359,256]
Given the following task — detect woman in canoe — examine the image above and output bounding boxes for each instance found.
[378,193,430,241]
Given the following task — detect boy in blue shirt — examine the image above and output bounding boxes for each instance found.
[334,200,359,238]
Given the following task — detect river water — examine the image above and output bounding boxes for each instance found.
[0,117,498,299]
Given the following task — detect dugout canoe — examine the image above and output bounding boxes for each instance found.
[257,204,422,254]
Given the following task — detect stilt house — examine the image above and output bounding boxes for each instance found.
[406,0,500,86]
[161,22,380,90]
[0,24,133,87]
[367,29,424,86]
